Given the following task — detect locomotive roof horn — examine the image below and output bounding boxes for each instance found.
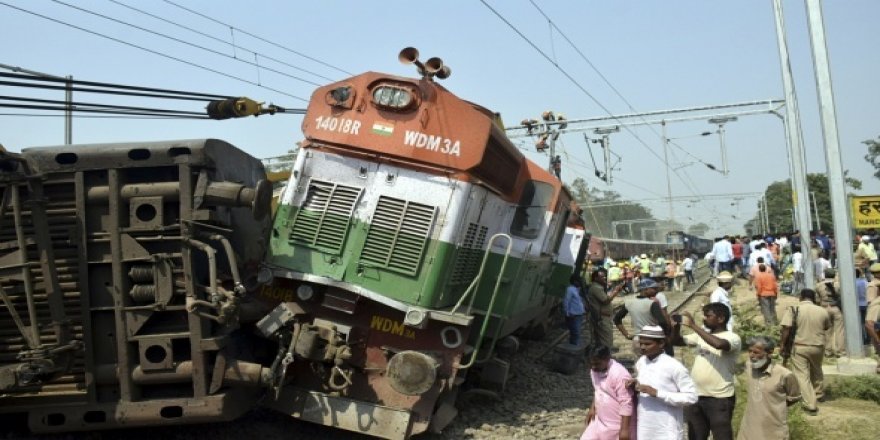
[399,47,451,81]
[425,57,452,80]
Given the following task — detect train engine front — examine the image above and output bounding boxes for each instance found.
[260,49,587,439]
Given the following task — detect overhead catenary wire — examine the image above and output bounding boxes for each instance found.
[526,0,720,176]
[0,72,234,101]
[0,1,309,102]
[0,102,209,119]
[49,0,323,88]
[483,0,706,200]
[0,94,209,116]
[162,0,353,77]
[0,112,207,119]
[106,0,336,83]
[0,70,307,118]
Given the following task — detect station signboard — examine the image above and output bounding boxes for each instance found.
[851,195,880,228]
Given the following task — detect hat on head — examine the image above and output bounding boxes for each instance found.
[870,262,880,273]
[618,262,625,267]
[636,325,666,340]
[862,236,872,242]
[824,268,837,278]
[638,279,660,291]
[716,271,734,283]
[640,254,647,259]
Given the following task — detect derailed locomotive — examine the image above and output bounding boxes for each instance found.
[0,48,589,439]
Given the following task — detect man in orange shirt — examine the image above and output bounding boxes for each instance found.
[754,263,779,325]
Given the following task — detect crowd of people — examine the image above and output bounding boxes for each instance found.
[573,228,880,440]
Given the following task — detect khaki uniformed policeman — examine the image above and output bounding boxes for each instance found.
[586,268,624,350]
[815,269,844,357]
[780,289,830,414]
[865,294,880,374]
[867,263,880,302]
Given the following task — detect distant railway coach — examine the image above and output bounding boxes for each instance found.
[586,231,713,264]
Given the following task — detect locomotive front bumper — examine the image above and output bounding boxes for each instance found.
[263,387,412,440]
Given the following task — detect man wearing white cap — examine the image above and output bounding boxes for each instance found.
[629,325,698,439]
[710,272,735,331]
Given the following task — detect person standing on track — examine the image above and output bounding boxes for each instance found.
[629,325,698,440]
[614,279,671,356]
[586,268,624,351]
[779,289,830,415]
[671,303,741,440]
[608,262,624,291]
[710,272,736,331]
[737,335,800,440]
[712,236,734,274]
[731,237,743,275]
[791,246,805,295]
[753,263,779,326]
[639,253,652,281]
[581,345,636,440]
[564,274,587,346]
[682,255,695,286]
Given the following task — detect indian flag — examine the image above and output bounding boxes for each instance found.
[372,122,394,136]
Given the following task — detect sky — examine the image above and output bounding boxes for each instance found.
[1,0,878,238]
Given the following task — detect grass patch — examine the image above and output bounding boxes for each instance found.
[733,303,780,343]
[787,405,818,440]
[825,375,880,404]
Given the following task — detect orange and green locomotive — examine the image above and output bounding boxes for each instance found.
[259,48,589,438]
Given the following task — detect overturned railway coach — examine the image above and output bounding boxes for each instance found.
[0,140,274,431]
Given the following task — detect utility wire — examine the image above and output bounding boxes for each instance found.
[50,0,322,87]
[0,94,207,116]
[0,102,209,119]
[0,1,308,102]
[0,112,205,119]
[162,0,353,76]
[502,0,707,198]
[0,78,229,103]
[0,72,234,101]
[528,0,718,172]
[0,72,306,114]
[107,0,336,83]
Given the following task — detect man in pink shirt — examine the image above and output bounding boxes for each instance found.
[582,345,636,440]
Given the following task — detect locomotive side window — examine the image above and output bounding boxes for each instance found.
[510,180,553,239]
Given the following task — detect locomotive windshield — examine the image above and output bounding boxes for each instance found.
[510,180,554,239]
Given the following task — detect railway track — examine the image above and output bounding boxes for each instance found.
[669,263,716,314]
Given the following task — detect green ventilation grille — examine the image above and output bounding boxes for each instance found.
[289,180,362,254]
[360,196,436,275]
[451,223,488,285]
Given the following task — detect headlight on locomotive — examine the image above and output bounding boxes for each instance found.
[296,284,315,301]
[386,351,438,396]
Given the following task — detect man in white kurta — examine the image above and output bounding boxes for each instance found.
[633,325,698,440]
